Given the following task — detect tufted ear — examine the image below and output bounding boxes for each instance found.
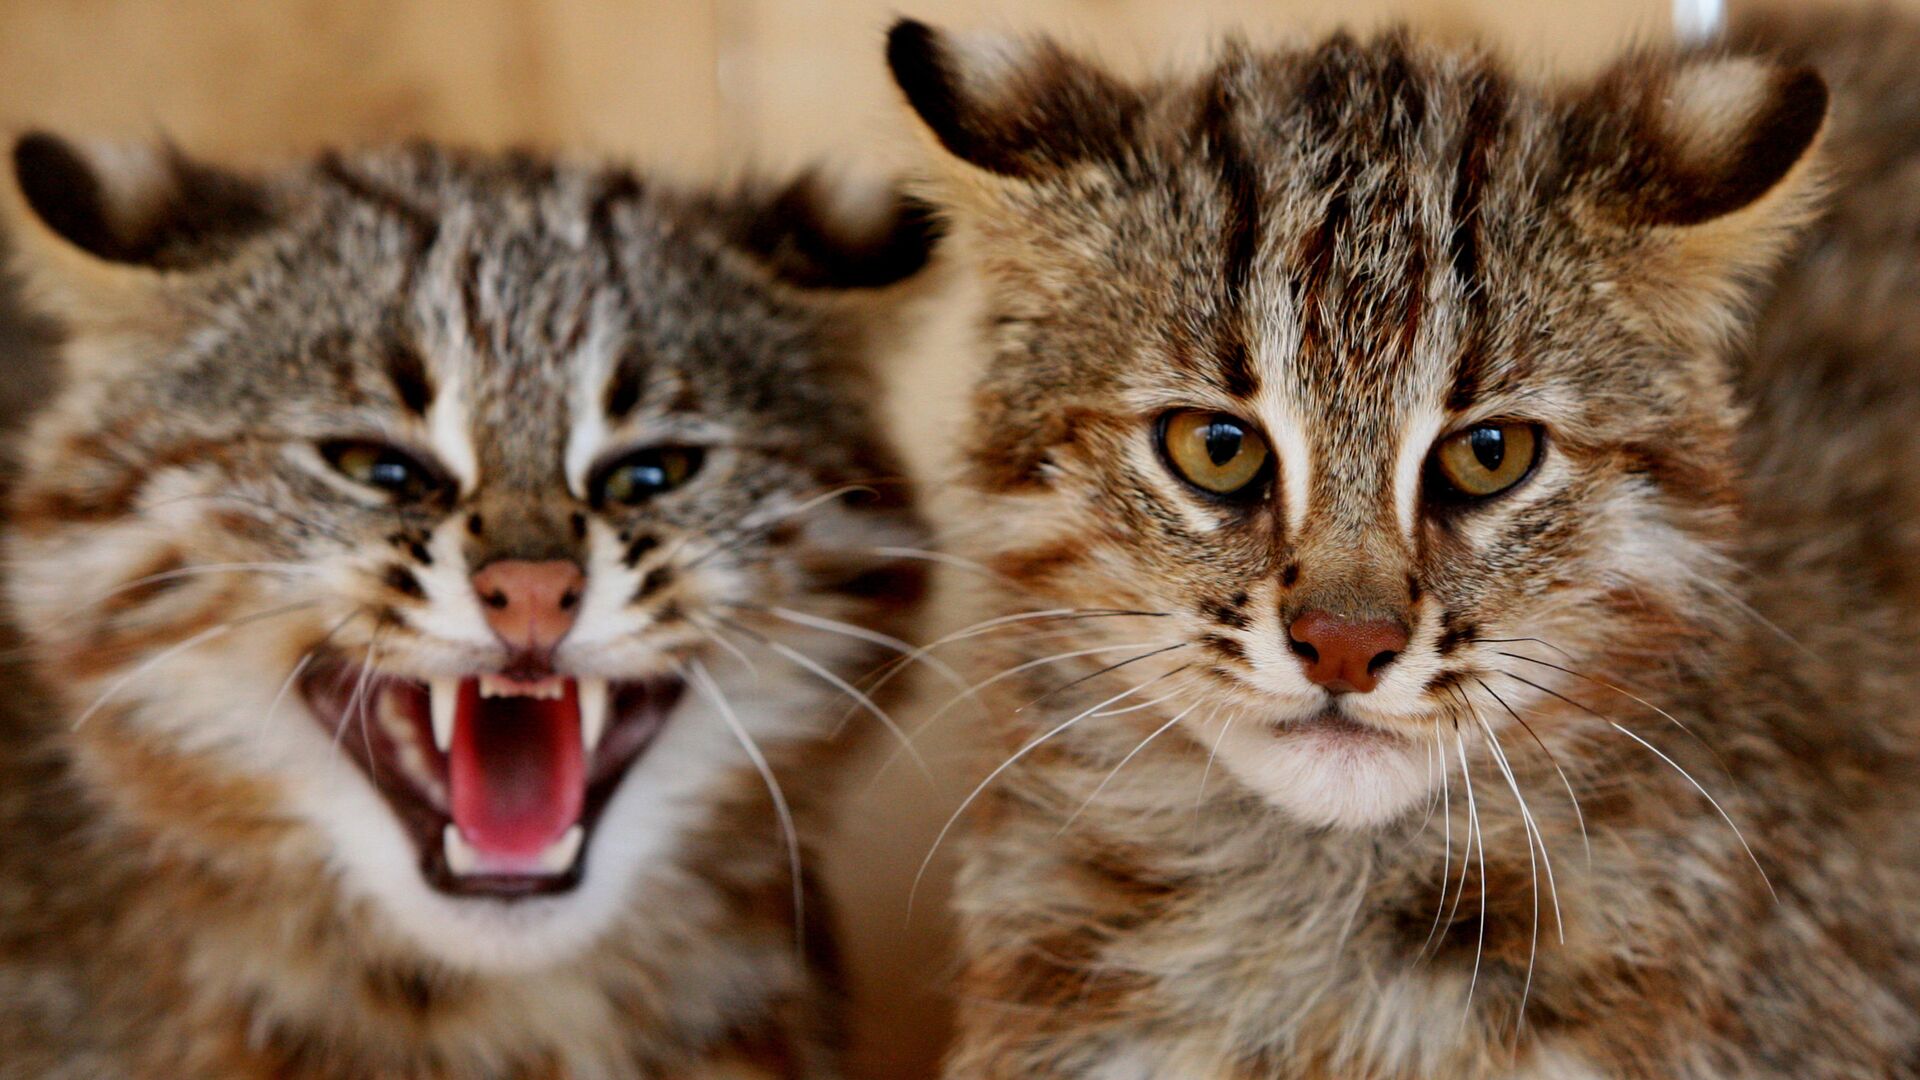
[1572,53,1826,228]
[1565,54,1828,340]
[885,18,1143,180]
[0,131,270,336]
[701,171,941,290]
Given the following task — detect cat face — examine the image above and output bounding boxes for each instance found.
[889,27,1823,827]
[1,138,930,969]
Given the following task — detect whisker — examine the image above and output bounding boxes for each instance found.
[681,483,881,573]
[258,609,364,740]
[1090,687,1184,718]
[70,601,319,730]
[715,614,934,783]
[685,658,805,955]
[1423,719,1455,956]
[1467,703,1551,1033]
[846,607,1172,720]
[1454,730,1488,1027]
[910,666,1186,914]
[94,561,321,603]
[685,614,761,680]
[1057,702,1198,834]
[861,545,1006,582]
[750,603,968,691]
[1194,706,1235,816]
[1496,650,1730,777]
[1695,574,1818,661]
[1016,641,1194,714]
[1472,674,1590,864]
[1499,669,1776,901]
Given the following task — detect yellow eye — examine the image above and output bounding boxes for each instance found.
[1430,422,1541,500]
[1161,411,1270,497]
[594,446,705,506]
[320,440,448,503]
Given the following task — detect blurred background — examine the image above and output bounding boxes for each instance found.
[0,0,1872,1075]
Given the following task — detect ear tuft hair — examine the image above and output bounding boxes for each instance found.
[1573,55,1827,228]
[700,172,942,290]
[7,132,270,270]
[885,19,1142,179]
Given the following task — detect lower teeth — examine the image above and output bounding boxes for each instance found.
[442,824,585,878]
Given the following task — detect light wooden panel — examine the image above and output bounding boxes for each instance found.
[0,0,725,168]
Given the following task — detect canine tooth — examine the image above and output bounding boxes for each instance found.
[579,678,609,754]
[430,677,460,753]
[443,825,480,876]
[535,826,584,875]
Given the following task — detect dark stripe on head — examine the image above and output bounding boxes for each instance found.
[588,171,643,304]
[317,152,440,266]
[1446,71,1507,410]
[458,246,491,359]
[1291,38,1362,360]
[604,347,645,421]
[1200,77,1262,300]
[384,339,434,416]
[1198,72,1264,399]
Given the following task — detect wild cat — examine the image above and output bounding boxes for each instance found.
[0,135,934,1077]
[887,4,1920,1078]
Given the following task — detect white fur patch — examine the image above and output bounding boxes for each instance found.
[426,369,480,493]
[1198,710,1432,829]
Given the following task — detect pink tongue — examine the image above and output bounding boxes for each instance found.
[448,679,584,859]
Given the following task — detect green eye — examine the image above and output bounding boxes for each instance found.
[320,440,448,502]
[594,446,705,506]
[1429,422,1542,501]
[1160,410,1270,497]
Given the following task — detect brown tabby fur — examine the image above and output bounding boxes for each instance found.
[890,5,1920,1077]
[0,139,933,1077]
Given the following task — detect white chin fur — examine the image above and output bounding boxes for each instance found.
[1212,722,1432,830]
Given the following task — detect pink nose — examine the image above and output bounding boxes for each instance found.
[471,559,585,655]
[1287,610,1409,694]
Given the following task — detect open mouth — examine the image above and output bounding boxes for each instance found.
[301,664,684,898]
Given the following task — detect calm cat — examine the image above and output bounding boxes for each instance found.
[888,5,1920,1077]
[0,136,932,1077]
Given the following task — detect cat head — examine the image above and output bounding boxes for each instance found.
[0,134,933,969]
[888,24,1824,828]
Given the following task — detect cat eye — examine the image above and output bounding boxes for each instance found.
[1428,422,1542,502]
[592,446,705,507]
[1160,410,1271,497]
[320,440,449,503]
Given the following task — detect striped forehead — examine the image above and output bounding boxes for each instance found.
[406,211,622,495]
[1181,37,1524,534]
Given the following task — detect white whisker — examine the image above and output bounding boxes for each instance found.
[70,601,318,731]
[686,658,805,954]
[910,667,1185,914]
[1058,702,1198,834]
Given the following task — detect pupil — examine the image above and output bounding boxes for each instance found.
[625,463,666,491]
[1469,427,1505,471]
[369,459,411,489]
[1203,422,1242,467]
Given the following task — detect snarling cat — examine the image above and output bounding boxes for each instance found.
[888,5,1920,1077]
[0,137,932,1077]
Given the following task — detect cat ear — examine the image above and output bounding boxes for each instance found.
[1568,54,1827,336]
[704,171,941,290]
[1,131,269,333]
[885,18,1141,180]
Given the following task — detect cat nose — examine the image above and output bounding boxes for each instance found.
[471,559,585,656]
[1287,610,1409,694]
